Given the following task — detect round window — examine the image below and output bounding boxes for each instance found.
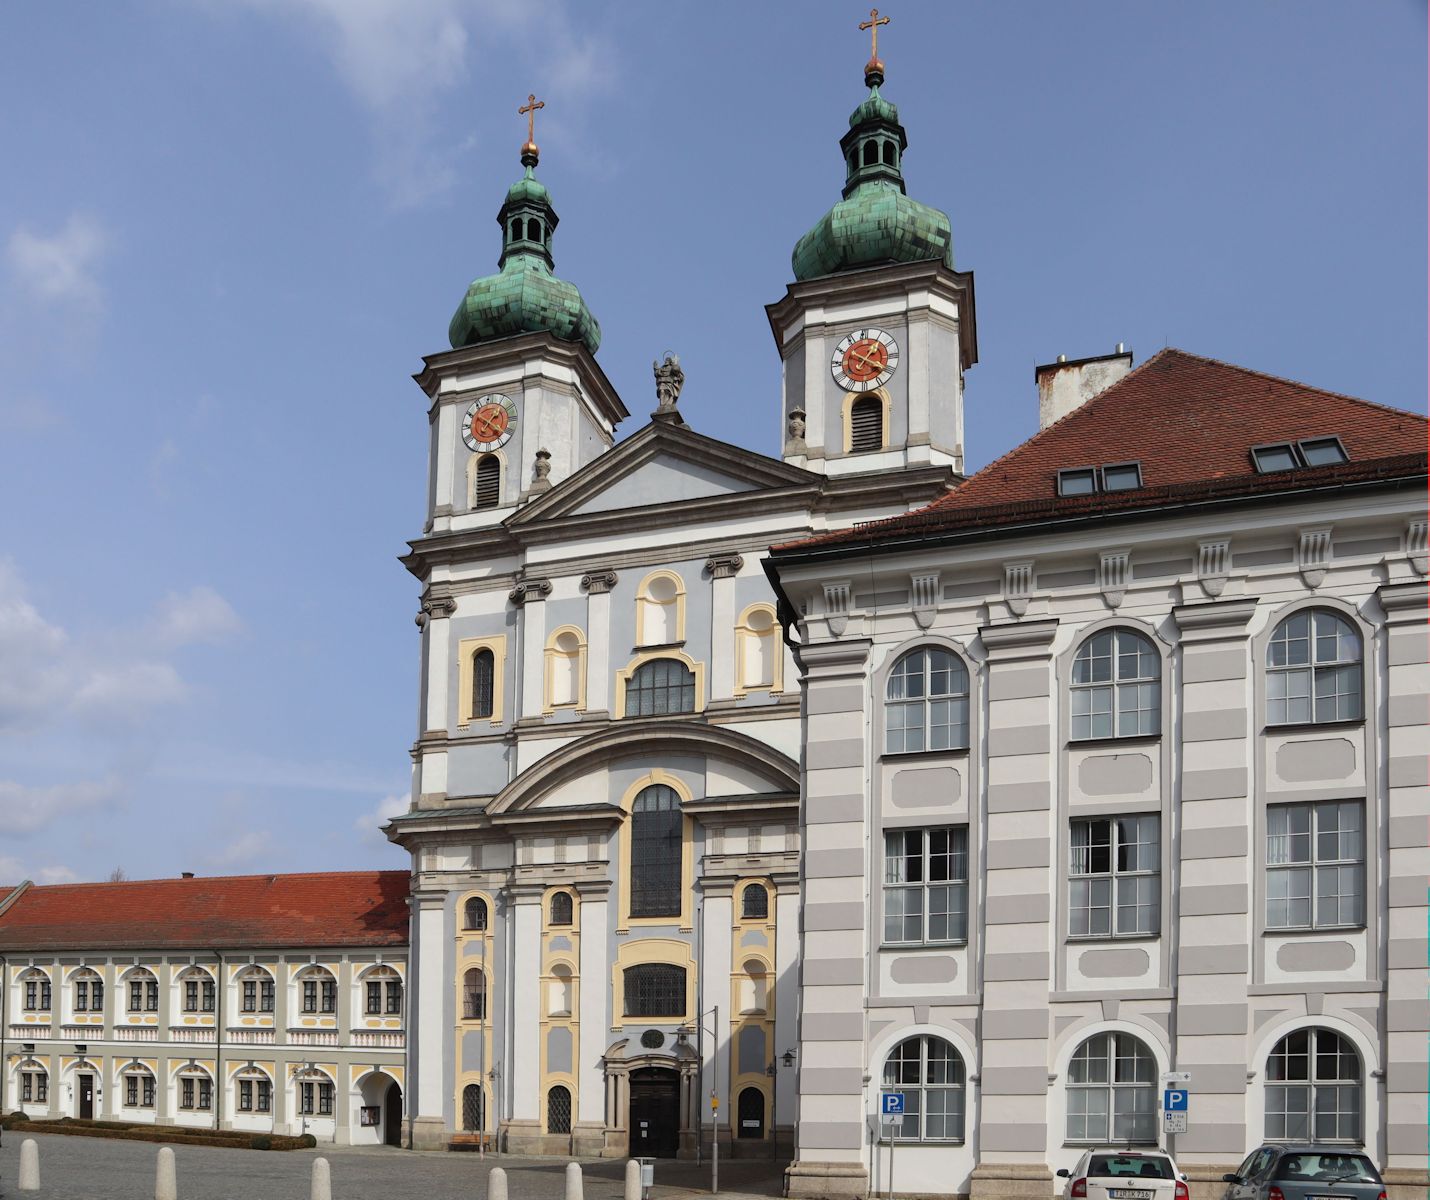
[640,1029,664,1050]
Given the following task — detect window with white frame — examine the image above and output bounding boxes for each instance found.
[20,1069,48,1103]
[126,972,158,1012]
[1267,609,1363,725]
[300,970,337,1014]
[1265,1028,1361,1142]
[125,1070,157,1108]
[885,647,970,753]
[298,1075,335,1116]
[1066,1032,1156,1143]
[1069,815,1160,937]
[238,1072,272,1113]
[182,973,216,1013]
[1071,628,1160,740]
[464,896,489,931]
[463,968,488,1021]
[22,972,52,1012]
[179,1073,213,1110]
[240,971,275,1013]
[364,968,403,1016]
[881,1036,965,1142]
[73,972,103,1013]
[883,827,969,945]
[1266,801,1364,929]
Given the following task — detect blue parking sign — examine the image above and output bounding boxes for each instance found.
[881,1092,906,1115]
[1164,1089,1189,1112]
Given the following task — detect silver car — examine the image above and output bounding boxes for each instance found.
[1058,1148,1190,1200]
[1222,1145,1385,1200]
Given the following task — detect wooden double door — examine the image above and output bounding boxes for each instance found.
[628,1067,680,1158]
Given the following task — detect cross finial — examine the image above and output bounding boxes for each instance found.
[518,93,545,154]
[859,8,890,65]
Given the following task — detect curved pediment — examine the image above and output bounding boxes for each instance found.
[488,720,800,816]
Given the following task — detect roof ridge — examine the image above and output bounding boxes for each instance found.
[21,869,409,892]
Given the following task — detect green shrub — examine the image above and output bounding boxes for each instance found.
[252,1135,273,1150]
[297,1133,317,1148]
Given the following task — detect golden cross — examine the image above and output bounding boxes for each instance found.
[519,93,545,144]
[859,8,890,61]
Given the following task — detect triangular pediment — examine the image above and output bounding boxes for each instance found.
[509,421,819,526]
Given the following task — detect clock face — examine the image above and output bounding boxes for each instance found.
[831,328,900,391]
[461,394,518,453]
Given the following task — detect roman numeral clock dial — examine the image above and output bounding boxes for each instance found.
[831,328,899,391]
[461,394,518,453]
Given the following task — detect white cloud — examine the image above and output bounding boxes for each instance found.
[355,791,409,840]
[6,213,109,306]
[0,777,117,836]
[0,857,80,886]
[205,829,277,870]
[153,585,245,646]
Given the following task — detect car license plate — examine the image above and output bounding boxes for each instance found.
[1110,1191,1155,1199]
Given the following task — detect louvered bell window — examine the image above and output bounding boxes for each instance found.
[850,396,883,452]
[630,784,682,916]
[474,455,501,509]
[623,963,687,1017]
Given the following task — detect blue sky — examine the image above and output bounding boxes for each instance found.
[1,1,1424,886]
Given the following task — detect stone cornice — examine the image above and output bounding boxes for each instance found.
[1377,579,1428,619]
[979,619,1059,655]
[793,637,872,677]
[1172,596,1260,633]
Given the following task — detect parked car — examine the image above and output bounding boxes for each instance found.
[1222,1146,1386,1200]
[1058,1147,1190,1200]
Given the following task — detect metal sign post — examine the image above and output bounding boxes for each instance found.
[879,1094,905,1200]
[710,1091,720,1195]
[1160,1072,1191,1143]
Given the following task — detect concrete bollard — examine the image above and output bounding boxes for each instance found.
[565,1160,584,1200]
[311,1156,332,1200]
[490,1166,509,1200]
[155,1146,177,1200]
[18,1138,39,1191]
[625,1157,642,1200]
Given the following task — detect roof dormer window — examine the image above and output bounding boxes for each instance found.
[1251,436,1348,474]
[1057,462,1142,497]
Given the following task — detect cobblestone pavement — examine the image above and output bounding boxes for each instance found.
[0,1133,784,1200]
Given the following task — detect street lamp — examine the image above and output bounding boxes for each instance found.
[678,1005,722,1194]
[767,1048,797,1162]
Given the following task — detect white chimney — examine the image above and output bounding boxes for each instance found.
[1036,346,1133,429]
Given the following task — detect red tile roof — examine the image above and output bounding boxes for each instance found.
[782,348,1427,551]
[0,871,410,952]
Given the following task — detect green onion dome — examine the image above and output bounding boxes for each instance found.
[448,144,601,355]
[791,62,954,283]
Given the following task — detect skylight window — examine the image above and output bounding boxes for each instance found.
[1251,436,1348,474]
[1057,462,1143,497]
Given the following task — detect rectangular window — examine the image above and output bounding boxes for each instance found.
[185,981,199,1012]
[146,981,158,1011]
[126,1076,139,1107]
[129,981,142,1011]
[366,981,382,1015]
[41,980,51,1011]
[37,1073,47,1103]
[1101,462,1142,491]
[299,1082,314,1115]
[198,1078,212,1110]
[182,1078,195,1109]
[260,979,275,1012]
[883,827,969,945]
[75,980,89,1012]
[143,1076,155,1107]
[257,1079,271,1113]
[201,979,215,1012]
[239,1080,253,1112]
[21,1074,32,1102]
[1058,467,1097,496]
[1252,443,1299,473]
[385,981,403,1015]
[320,979,337,1014]
[242,980,257,1013]
[24,980,37,1011]
[302,980,318,1014]
[1267,801,1364,929]
[318,1082,334,1116]
[1070,815,1160,937]
[1297,436,1348,466]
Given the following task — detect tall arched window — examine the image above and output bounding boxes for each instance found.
[849,394,884,452]
[462,1083,485,1132]
[1066,1032,1156,1143]
[737,605,779,693]
[1267,609,1363,725]
[463,969,487,1021]
[71,968,103,1014]
[1265,1028,1361,1142]
[886,647,970,753]
[464,895,489,931]
[881,1035,965,1142]
[738,959,768,1015]
[741,883,769,921]
[1071,628,1160,740]
[474,454,501,509]
[881,140,896,166]
[547,1085,572,1134]
[625,658,696,717]
[547,965,573,1017]
[546,629,585,709]
[622,963,687,1017]
[862,139,878,167]
[550,892,573,926]
[472,649,495,722]
[630,784,683,916]
[527,217,543,242]
[638,573,684,645]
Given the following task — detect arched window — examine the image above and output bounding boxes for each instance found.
[848,149,858,177]
[863,139,878,166]
[550,892,573,926]
[178,1066,214,1111]
[71,968,102,1014]
[19,968,52,1013]
[882,140,896,165]
[236,1067,273,1114]
[179,968,216,1014]
[547,1085,572,1134]
[738,1087,766,1139]
[123,1067,157,1109]
[1267,609,1363,725]
[527,217,542,242]
[886,647,970,753]
[742,883,769,921]
[463,969,487,1021]
[1071,628,1160,740]
[547,965,573,1017]
[295,1068,335,1117]
[1066,1032,1156,1143]
[849,394,883,452]
[630,783,683,916]
[239,966,275,1014]
[738,959,768,1015]
[471,649,495,721]
[474,454,501,509]
[622,963,687,1017]
[547,629,585,709]
[737,606,779,692]
[462,1083,485,1132]
[638,573,684,645]
[1266,1028,1361,1142]
[510,218,522,242]
[125,969,158,1013]
[464,895,489,931]
[625,658,696,717]
[881,1036,965,1142]
[297,966,337,1015]
[362,966,402,1016]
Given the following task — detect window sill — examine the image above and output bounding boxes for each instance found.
[881,941,968,951]
[1264,718,1365,734]
[1263,925,1366,936]
[880,748,971,762]
[1067,734,1162,749]
[1066,933,1161,944]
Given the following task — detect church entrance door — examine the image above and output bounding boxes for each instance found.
[628,1067,680,1158]
[383,1082,402,1146]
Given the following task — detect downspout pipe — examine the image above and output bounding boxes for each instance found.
[212,949,224,1132]
[1,952,8,1114]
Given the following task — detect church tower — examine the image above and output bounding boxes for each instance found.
[414,99,627,535]
[766,24,976,477]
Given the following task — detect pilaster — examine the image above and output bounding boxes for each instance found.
[581,572,616,718]
[576,879,611,1128]
[509,884,544,1128]
[409,890,450,1150]
[707,555,744,701]
[513,583,550,722]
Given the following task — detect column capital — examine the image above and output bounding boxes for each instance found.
[705,553,744,579]
[509,578,553,607]
[414,596,456,629]
[580,570,618,595]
